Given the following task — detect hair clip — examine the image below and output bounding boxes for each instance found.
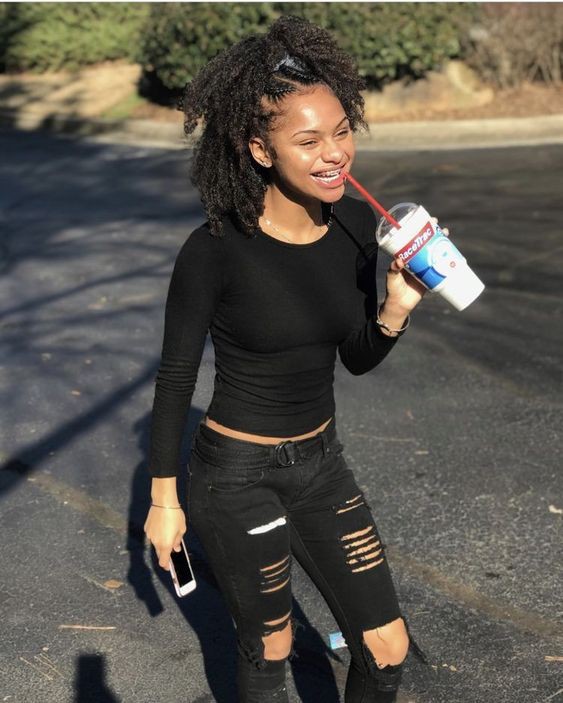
[272,53,315,83]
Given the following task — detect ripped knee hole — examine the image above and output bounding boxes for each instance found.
[263,611,293,645]
[362,619,409,668]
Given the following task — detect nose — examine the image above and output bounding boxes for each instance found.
[320,137,344,165]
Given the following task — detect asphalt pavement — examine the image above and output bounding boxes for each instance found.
[0,128,561,703]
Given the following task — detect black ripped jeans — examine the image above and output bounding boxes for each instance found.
[188,417,411,703]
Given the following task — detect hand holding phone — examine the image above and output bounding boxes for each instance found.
[169,539,197,597]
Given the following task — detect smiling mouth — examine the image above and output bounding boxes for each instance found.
[310,167,345,183]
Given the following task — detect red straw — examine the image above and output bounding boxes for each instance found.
[344,172,401,229]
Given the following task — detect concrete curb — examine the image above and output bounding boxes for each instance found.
[2,107,562,152]
[357,113,563,151]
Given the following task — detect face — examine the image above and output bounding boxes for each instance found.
[250,84,355,205]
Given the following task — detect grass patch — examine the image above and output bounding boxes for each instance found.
[101,91,146,120]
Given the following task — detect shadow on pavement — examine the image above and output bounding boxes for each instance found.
[74,653,120,702]
[0,129,203,498]
[0,360,159,495]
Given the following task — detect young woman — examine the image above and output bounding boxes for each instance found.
[144,15,435,703]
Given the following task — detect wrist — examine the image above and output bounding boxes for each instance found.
[378,300,410,331]
[151,476,180,503]
[380,297,410,318]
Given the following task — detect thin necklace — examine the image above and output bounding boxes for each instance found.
[262,204,333,244]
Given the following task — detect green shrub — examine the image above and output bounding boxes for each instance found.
[137,2,476,92]
[0,2,149,73]
[0,2,481,87]
[276,3,477,87]
[0,4,29,73]
[135,3,278,90]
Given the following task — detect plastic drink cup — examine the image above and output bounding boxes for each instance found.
[376,202,485,311]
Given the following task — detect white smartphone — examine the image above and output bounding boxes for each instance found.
[169,539,197,597]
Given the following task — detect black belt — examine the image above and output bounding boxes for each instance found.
[197,418,337,469]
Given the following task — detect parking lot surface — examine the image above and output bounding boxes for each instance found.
[1,130,561,702]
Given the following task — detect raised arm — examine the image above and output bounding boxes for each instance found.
[338,202,437,376]
[337,204,405,375]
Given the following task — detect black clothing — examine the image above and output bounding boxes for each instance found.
[188,417,402,702]
[149,195,400,478]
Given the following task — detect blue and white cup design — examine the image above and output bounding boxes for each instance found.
[378,204,485,311]
[396,220,465,291]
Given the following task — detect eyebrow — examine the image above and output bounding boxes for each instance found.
[291,116,350,138]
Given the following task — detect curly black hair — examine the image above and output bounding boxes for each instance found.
[177,15,367,237]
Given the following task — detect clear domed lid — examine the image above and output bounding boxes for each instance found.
[375,202,418,243]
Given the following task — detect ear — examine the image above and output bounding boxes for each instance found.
[248,137,272,168]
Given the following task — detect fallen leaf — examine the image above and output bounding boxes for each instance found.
[59,624,116,630]
[70,390,81,396]
[545,655,563,662]
[548,505,562,514]
[103,579,124,590]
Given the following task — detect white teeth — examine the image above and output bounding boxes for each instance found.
[311,168,342,183]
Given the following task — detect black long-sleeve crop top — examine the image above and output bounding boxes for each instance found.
[148,195,401,478]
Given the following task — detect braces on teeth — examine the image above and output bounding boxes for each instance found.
[313,170,341,179]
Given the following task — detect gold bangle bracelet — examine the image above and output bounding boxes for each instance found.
[151,502,182,509]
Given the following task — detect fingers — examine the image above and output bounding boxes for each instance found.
[156,532,185,569]
[431,216,450,237]
[157,547,172,571]
[156,537,182,568]
[143,506,187,570]
[390,256,405,273]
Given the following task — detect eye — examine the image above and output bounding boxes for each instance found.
[300,140,317,147]
[336,128,350,138]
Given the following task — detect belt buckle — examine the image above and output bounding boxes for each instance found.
[274,440,296,467]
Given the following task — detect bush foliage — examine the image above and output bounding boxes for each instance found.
[0,3,149,73]
[276,3,477,87]
[1,2,559,91]
[458,3,563,88]
[136,2,476,91]
[135,3,279,91]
